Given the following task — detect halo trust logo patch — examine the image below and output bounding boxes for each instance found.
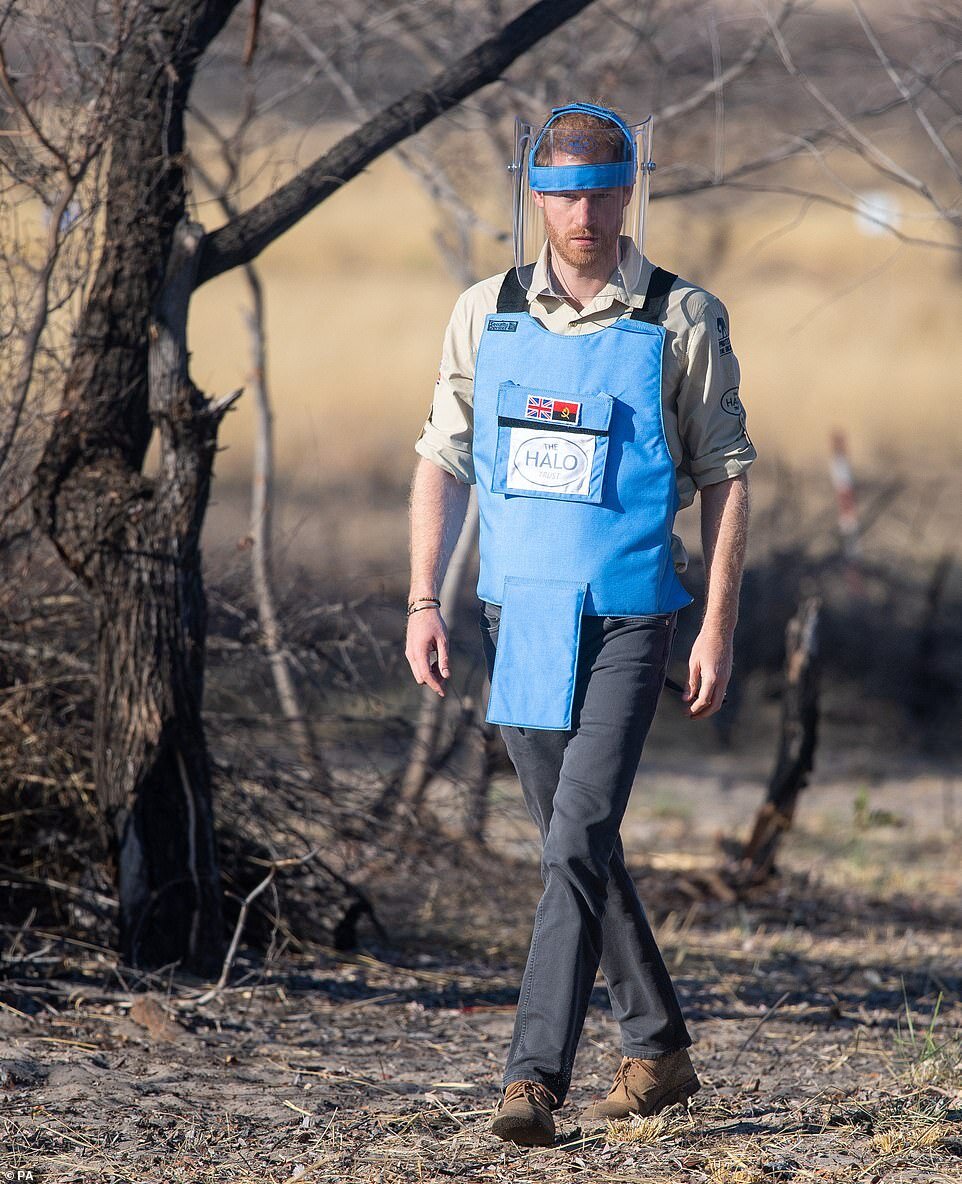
[506,429,594,496]
[721,387,743,416]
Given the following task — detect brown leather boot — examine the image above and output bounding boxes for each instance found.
[490,1079,557,1146]
[582,1049,700,1122]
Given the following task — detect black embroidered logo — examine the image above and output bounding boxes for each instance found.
[488,320,518,333]
[716,316,732,356]
[721,387,743,416]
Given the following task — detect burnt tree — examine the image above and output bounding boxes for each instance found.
[33,0,242,975]
[25,0,600,972]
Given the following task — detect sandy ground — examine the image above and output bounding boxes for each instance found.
[2,768,960,1183]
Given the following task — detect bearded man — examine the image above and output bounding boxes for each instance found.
[406,103,755,1146]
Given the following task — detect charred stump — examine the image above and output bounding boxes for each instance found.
[734,595,821,883]
[462,709,498,845]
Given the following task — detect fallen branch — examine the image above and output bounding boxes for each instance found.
[191,857,288,1005]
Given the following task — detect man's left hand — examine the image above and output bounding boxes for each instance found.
[683,627,733,719]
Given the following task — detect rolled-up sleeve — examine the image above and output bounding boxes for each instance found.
[414,290,477,485]
[677,295,756,489]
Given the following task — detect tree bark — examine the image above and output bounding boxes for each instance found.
[33,0,241,973]
[101,221,237,971]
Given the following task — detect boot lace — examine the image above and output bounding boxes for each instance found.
[504,1080,556,1109]
[611,1055,657,1094]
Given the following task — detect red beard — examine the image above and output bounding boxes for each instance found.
[544,219,620,272]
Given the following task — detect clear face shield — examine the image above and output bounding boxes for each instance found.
[510,103,654,294]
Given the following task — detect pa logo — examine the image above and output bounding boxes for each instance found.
[721,387,743,416]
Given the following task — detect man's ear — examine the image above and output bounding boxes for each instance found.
[621,185,634,210]
[533,190,545,209]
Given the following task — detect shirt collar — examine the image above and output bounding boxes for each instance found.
[526,240,654,315]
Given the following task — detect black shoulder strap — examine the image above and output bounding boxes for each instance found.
[498,264,675,319]
[496,264,534,313]
[630,267,677,324]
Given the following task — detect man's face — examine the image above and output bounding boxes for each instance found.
[533,153,631,272]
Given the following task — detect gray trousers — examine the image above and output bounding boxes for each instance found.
[479,601,692,1105]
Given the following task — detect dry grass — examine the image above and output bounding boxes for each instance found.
[602,1109,695,1144]
[703,1148,770,1184]
[3,773,959,1183]
[871,1119,950,1156]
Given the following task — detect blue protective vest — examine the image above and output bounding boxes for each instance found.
[473,266,693,730]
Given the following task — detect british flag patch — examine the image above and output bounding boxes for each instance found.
[525,396,554,420]
[525,396,581,424]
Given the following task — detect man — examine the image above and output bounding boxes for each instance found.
[406,103,754,1146]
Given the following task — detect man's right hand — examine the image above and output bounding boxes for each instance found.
[405,607,450,697]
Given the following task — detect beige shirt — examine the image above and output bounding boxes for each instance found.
[414,247,756,572]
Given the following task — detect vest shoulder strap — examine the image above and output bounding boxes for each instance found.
[496,264,535,313]
[630,267,677,324]
[497,264,677,320]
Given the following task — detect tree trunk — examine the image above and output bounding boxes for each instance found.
[107,220,236,971]
[33,0,240,973]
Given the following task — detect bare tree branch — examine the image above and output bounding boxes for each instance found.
[267,9,508,270]
[767,8,952,218]
[0,42,72,173]
[196,0,600,284]
[658,1,797,125]
[657,178,958,252]
[243,0,263,67]
[852,0,962,190]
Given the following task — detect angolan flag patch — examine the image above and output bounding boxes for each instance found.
[525,395,581,424]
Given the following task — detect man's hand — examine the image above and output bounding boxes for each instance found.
[405,607,451,697]
[683,626,733,719]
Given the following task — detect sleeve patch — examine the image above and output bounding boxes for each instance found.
[716,316,732,356]
[721,387,743,416]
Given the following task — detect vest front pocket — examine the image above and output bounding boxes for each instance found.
[490,382,614,505]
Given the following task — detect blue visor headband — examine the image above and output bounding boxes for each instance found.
[528,102,636,192]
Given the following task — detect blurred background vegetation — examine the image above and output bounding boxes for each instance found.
[1,0,959,951]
